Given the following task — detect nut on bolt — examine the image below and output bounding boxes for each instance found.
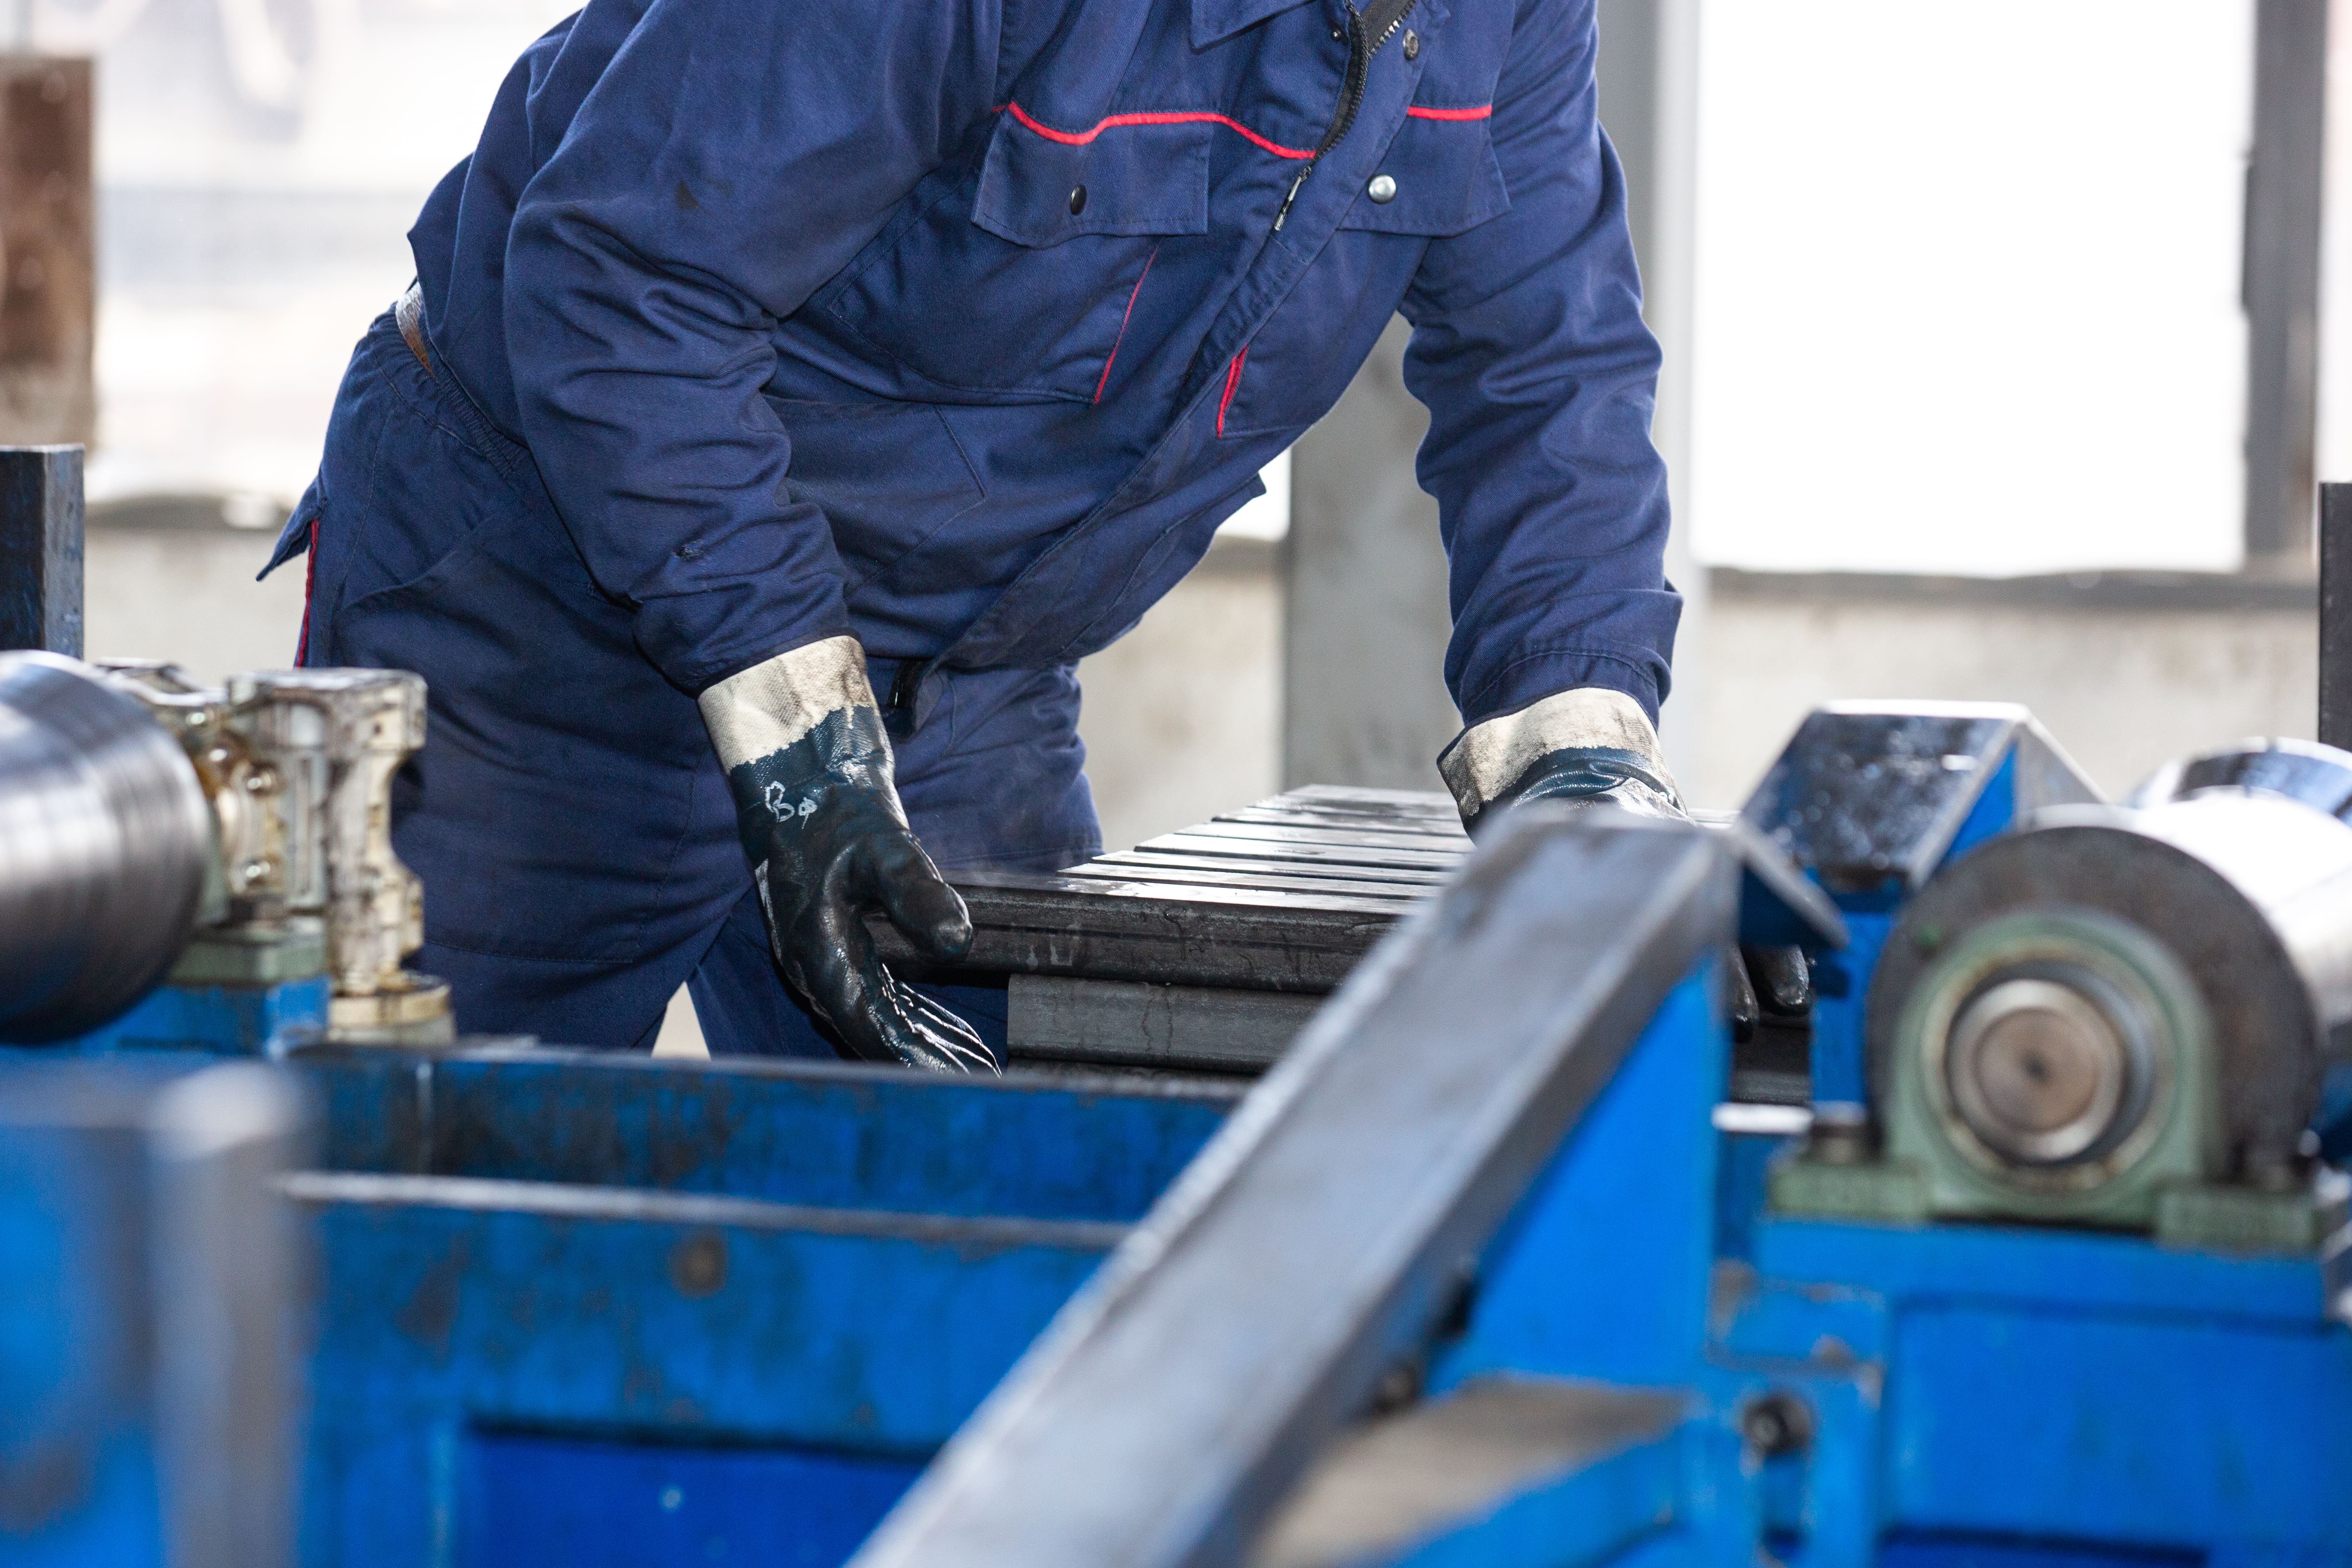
[1740,1390,1814,1458]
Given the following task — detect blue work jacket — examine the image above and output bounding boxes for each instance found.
[345,0,1677,725]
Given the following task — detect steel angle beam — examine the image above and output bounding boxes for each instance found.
[1250,1378,1684,1568]
[850,808,1738,1568]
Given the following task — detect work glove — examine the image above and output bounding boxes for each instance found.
[699,637,999,1074]
[1438,688,1808,1044]
[1437,688,1684,839]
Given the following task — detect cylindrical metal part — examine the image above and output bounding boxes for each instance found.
[1944,974,2147,1167]
[0,652,212,1041]
[1873,791,2352,1201]
[2132,737,2352,825]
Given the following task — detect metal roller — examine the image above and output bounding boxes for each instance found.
[1866,752,2352,1229]
[0,652,213,1042]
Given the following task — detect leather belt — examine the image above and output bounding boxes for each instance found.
[395,281,433,374]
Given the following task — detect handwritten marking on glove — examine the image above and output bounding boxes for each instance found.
[762,780,822,826]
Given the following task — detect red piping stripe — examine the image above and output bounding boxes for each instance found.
[1094,245,1159,405]
[1216,345,1250,437]
[1002,100,1314,160]
[294,514,319,665]
[1407,104,1494,121]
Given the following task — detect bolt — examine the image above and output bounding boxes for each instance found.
[1367,1359,1423,1416]
[1740,1390,1814,1458]
[669,1232,727,1298]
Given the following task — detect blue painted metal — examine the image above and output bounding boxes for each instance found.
[297,1173,1118,1568]
[18,999,1233,1568]
[47,977,330,1057]
[1802,750,2015,1103]
[1308,741,2352,1568]
[458,1430,918,1568]
[293,1045,1232,1224]
[0,1097,169,1567]
[272,1049,1226,1567]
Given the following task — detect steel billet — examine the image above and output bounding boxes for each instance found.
[0,652,212,1040]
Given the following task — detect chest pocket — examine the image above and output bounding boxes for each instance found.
[825,117,1212,404]
[1216,113,1510,440]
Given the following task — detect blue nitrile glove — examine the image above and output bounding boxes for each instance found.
[700,638,998,1074]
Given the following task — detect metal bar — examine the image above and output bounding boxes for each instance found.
[1251,1379,1684,1568]
[2321,483,2352,748]
[293,1045,1238,1225]
[2244,0,2329,564]
[0,442,81,654]
[851,812,1737,1568]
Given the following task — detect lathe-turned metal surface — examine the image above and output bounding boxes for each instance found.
[1868,792,2352,1213]
[0,652,211,1041]
[2132,735,2352,822]
[852,810,1741,1568]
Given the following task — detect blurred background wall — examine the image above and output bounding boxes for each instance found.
[47,0,2352,848]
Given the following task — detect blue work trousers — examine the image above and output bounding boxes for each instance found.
[292,312,1095,1054]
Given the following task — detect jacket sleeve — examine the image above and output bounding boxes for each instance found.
[1399,0,1680,728]
[502,0,1000,696]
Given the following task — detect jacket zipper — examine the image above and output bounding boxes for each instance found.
[1273,0,1419,232]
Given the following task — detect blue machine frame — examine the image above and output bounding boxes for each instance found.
[11,703,2351,1567]
[855,710,2352,1568]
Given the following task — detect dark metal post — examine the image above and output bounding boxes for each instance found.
[2244,0,2329,566]
[0,440,80,654]
[2322,484,2352,748]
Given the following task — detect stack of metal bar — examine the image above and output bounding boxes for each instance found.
[896,786,1460,1076]
[879,785,1810,1097]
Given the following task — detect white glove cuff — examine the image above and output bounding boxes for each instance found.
[1437,687,1674,822]
[697,636,884,773]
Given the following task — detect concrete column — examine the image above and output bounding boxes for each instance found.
[1283,0,1706,793]
[1281,317,1454,791]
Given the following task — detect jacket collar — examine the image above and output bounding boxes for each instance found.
[1191,0,1322,49]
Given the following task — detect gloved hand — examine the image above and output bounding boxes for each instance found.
[699,637,999,1073]
[1439,688,1809,1043]
[1437,688,1684,840]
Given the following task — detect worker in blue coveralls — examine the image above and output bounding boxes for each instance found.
[263,0,1689,1071]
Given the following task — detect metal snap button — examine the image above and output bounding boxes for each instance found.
[1069,185,1088,215]
[1366,174,1398,204]
[1402,28,1419,60]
